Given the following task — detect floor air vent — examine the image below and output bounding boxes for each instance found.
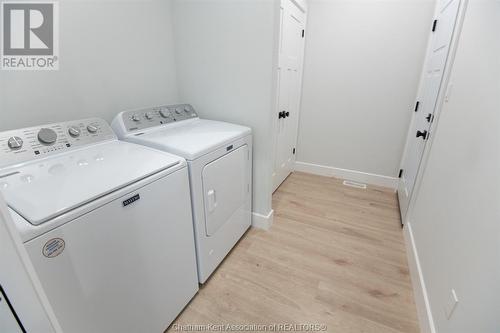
[343,180,367,189]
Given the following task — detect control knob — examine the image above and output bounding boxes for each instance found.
[7,136,23,149]
[68,126,81,137]
[175,108,182,115]
[131,114,141,122]
[145,112,154,120]
[38,128,57,145]
[184,106,191,113]
[159,109,171,118]
[87,125,98,133]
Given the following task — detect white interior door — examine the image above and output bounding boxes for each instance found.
[398,0,462,219]
[272,0,306,192]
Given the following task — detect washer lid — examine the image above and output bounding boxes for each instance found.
[131,119,251,160]
[0,141,184,226]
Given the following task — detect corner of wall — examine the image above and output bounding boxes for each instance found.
[251,209,274,231]
[294,161,399,190]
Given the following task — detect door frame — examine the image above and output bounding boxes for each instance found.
[398,0,469,224]
[271,0,308,193]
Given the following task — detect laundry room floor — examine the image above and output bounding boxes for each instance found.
[167,172,419,333]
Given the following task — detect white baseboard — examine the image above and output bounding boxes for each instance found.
[294,161,399,190]
[404,222,436,333]
[251,210,274,231]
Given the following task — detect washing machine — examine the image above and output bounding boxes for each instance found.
[0,118,199,332]
[112,104,252,283]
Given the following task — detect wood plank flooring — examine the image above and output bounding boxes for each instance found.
[167,172,419,332]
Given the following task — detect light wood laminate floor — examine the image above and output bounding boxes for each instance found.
[168,172,419,333]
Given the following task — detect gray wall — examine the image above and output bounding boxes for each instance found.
[0,0,179,131]
[0,0,278,217]
[410,1,500,331]
[172,0,278,216]
[296,0,435,177]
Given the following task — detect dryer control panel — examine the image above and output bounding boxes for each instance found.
[119,104,198,133]
[0,118,116,169]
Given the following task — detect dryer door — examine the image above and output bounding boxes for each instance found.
[202,145,249,236]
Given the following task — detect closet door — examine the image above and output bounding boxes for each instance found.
[272,0,306,192]
[398,0,463,219]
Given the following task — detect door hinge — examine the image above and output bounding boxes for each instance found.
[292,148,296,155]
[432,19,438,32]
[414,101,420,112]
[398,169,404,178]
[302,29,305,38]
[426,113,434,123]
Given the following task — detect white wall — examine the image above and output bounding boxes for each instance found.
[296,0,435,179]
[409,1,500,331]
[172,0,278,217]
[0,0,179,131]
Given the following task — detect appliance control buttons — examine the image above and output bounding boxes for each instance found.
[184,106,191,113]
[38,128,57,145]
[77,159,89,167]
[159,109,171,118]
[175,108,182,115]
[132,114,141,122]
[7,136,23,149]
[145,112,154,120]
[87,125,98,133]
[20,174,34,183]
[68,126,81,137]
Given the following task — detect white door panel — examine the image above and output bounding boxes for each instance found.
[273,0,306,192]
[398,0,461,219]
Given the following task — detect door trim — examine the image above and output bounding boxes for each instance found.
[398,0,469,224]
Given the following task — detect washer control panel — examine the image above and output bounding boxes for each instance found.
[121,104,198,133]
[0,118,116,168]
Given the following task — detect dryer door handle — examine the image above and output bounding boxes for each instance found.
[207,189,217,213]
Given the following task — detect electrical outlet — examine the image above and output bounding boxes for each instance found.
[445,289,459,319]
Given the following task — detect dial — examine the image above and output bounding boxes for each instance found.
[159,109,171,118]
[184,106,191,113]
[68,126,81,137]
[131,114,141,122]
[145,112,154,120]
[87,125,98,133]
[175,108,182,115]
[37,128,57,145]
[7,136,23,149]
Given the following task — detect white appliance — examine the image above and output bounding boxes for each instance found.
[0,286,24,333]
[112,104,252,283]
[0,118,199,332]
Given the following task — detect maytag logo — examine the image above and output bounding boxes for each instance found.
[1,1,59,70]
[123,194,140,207]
